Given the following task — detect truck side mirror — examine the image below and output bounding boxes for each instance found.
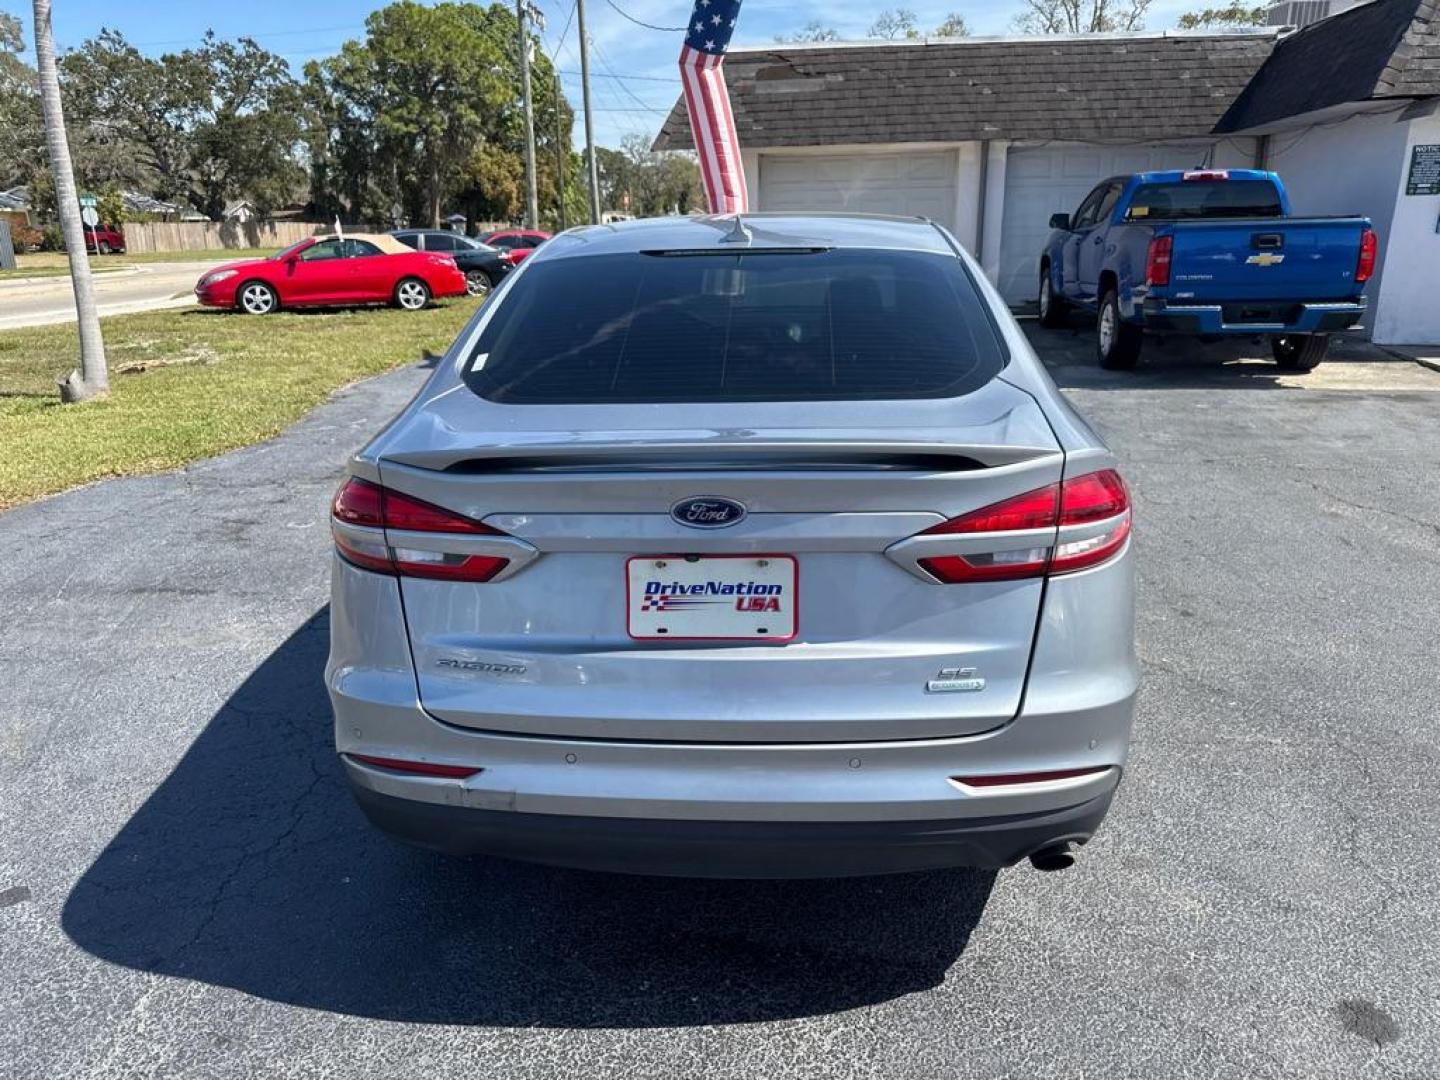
[1049,212,1071,231]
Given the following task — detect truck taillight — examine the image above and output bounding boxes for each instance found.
[914,470,1131,583]
[1145,235,1173,287]
[1356,227,1377,284]
[1181,169,1229,182]
[331,477,511,582]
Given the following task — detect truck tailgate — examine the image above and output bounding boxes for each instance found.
[1165,217,1369,303]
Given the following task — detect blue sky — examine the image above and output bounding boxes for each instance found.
[12,0,1204,148]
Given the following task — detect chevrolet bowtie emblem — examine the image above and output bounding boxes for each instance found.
[1246,252,1286,267]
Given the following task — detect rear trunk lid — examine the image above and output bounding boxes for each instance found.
[379,380,1064,743]
[1164,216,1370,303]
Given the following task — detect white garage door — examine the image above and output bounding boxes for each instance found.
[758,152,958,232]
[997,143,1218,305]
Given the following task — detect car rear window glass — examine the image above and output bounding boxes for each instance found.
[462,249,1007,404]
[1126,179,1283,219]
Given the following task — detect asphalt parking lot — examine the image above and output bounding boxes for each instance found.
[2,324,1438,1079]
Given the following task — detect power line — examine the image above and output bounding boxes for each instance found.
[549,0,578,56]
[558,68,674,82]
[590,38,669,115]
[602,0,686,33]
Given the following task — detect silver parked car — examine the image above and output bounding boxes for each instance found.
[326,214,1137,878]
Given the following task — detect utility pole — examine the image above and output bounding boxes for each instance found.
[553,69,568,231]
[516,0,542,230]
[33,0,108,403]
[576,0,601,224]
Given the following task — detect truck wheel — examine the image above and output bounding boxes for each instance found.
[97,240,111,255]
[1038,268,1068,328]
[1271,334,1328,372]
[1097,289,1142,370]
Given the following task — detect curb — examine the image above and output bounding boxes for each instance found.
[1380,346,1440,374]
[0,265,142,289]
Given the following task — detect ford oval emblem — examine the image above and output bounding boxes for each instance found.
[672,496,746,529]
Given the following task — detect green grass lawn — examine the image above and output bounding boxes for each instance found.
[0,299,483,509]
[1,248,283,279]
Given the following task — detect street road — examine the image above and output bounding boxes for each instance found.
[1,329,1437,1078]
[0,261,206,329]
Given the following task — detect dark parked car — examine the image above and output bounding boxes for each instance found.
[391,229,511,297]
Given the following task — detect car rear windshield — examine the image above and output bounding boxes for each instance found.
[462,249,1007,404]
[1125,179,1283,220]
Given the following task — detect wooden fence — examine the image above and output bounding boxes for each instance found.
[121,220,327,254]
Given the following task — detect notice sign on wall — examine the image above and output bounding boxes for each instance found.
[1406,144,1440,195]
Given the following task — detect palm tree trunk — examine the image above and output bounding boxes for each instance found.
[32,0,108,402]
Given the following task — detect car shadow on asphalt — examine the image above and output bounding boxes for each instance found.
[61,610,997,1028]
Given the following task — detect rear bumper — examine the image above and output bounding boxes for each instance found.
[1141,297,1366,335]
[435,273,469,299]
[347,773,1116,877]
[328,531,1137,877]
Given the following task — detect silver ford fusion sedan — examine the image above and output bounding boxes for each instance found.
[326,213,1137,878]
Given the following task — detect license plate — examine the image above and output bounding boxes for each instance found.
[626,555,797,641]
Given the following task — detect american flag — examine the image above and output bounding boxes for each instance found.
[679,0,748,215]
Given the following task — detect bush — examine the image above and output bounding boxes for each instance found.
[98,189,126,227]
[10,224,43,252]
[40,225,64,252]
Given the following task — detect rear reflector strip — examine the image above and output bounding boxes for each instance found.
[349,754,482,779]
[953,766,1109,788]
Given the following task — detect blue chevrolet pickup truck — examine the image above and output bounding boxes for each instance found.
[1038,169,1377,371]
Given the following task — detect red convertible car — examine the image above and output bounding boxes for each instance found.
[194,234,467,315]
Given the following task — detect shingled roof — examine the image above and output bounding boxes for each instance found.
[652,31,1280,152]
[1216,0,1440,132]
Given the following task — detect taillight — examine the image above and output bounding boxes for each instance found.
[919,485,1059,535]
[1181,169,1229,182]
[914,469,1130,583]
[1356,227,1377,284]
[1145,235,1173,287]
[1050,470,1132,574]
[331,477,511,582]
